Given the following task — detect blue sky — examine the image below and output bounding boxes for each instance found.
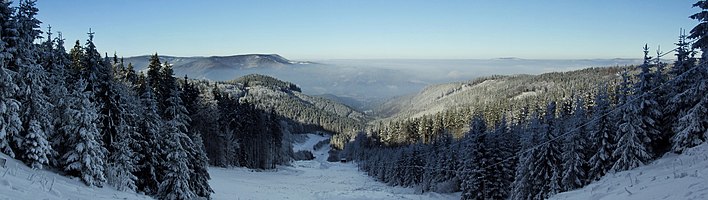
[36,0,697,60]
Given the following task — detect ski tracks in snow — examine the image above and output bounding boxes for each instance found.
[209,134,460,200]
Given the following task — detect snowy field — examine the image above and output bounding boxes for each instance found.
[0,152,151,200]
[551,143,708,200]
[209,134,460,200]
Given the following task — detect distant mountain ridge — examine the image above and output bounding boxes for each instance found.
[123,54,313,78]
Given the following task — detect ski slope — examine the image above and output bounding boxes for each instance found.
[209,133,461,200]
[0,153,151,200]
[551,143,708,200]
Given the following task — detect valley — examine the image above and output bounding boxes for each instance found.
[0,1,703,200]
[209,134,460,200]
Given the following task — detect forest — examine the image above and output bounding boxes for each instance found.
[0,0,707,200]
[0,1,299,199]
[340,3,708,199]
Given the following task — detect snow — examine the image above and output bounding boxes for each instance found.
[0,153,151,200]
[550,143,708,200]
[292,133,328,153]
[512,91,538,100]
[209,133,461,200]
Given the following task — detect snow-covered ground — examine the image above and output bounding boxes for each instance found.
[209,133,460,200]
[0,153,151,200]
[4,134,706,200]
[551,143,708,200]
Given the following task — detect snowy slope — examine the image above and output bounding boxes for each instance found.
[209,133,460,200]
[0,153,151,200]
[550,143,708,200]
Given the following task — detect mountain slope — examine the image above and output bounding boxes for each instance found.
[375,66,625,120]
[193,74,369,147]
[124,54,308,79]
[550,143,708,200]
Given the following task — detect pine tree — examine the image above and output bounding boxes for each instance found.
[81,29,108,97]
[488,116,514,200]
[158,119,195,200]
[68,40,84,79]
[187,132,213,198]
[0,0,21,158]
[561,97,588,190]
[158,83,198,199]
[588,85,615,181]
[460,114,488,200]
[135,81,164,194]
[16,0,52,169]
[669,2,708,153]
[530,101,562,199]
[511,111,542,200]
[635,45,662,156]
[612,71,652,172]
[60,79,106,187]
[690,1,708,60]
[41,27,72,167]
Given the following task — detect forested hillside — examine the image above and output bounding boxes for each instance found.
[0,1,327,199]
[370,67,625,142]
[340,2,708,199]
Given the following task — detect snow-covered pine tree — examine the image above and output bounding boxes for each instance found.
[653,46,672,154]
[158,62,176,116]
[460,114,488,200]
[40,27,73,167]
[16,0,53,169]
[612,69,652,172]
[511,110,542,200]
[187,131,213,198]
[158,85,196,200]
[588,85,615,181]
[529,101,563,198]
[401,145,423,187]
[669,2,708,153]
[421,138,439,191]
[635,45,663,156]
[0,0,21,158]
[68,40,84,79]
[105,83,138,192]
[157,62,212,198]
[134,81,164,195]
[561,97,588,191]
[81,30,108,98]
[488,116,514,200]
[60,79,106,187]
[146,53,162,107]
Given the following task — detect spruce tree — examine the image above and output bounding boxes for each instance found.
[635,45,662,156]
[561,97,588,190]
[0,0,21,158]
[158,85,196,200]
[135,82,164,195]
[511,111,542,200]
[588,85,615,181]
[530,101,562,198]
[669,2,708,153]
[612,70,652,172]
[60,79,106,187]
[16,0,52,169]
[488,116,514,200]
[460,114,488,200]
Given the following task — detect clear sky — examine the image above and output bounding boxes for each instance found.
[35,0,697,60]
